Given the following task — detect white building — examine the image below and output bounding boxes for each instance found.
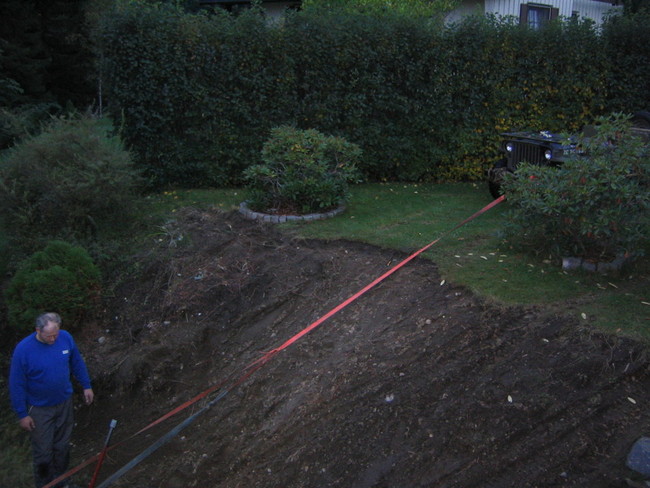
[446,0,622,27]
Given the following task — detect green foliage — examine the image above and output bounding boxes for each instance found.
[97,2,650,188]
[5,241,101,332]
[621,0,650,15]
[244,126,362,214]
[444,15,608,178]
[602,12,650,114]
[301,0,459,18]
[98,1,291,188]
[501,113,650,260]
[284,11,454,182]
[0,114,141,256]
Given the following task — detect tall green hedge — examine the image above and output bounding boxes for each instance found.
[450,16,609,172]
[602,12,650,114]
[282,12,455,181]
[97,1,649,188]
[98,3,294,187]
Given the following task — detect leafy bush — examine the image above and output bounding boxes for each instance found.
[501,113,650,261]
[244,126,362,214]
[5,241,101,332]
[0,114,141,255]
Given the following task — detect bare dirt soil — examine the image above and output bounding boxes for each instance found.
[71,207,650,488]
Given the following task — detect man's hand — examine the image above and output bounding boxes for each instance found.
[19,416,35,432]
[83,388,94,405]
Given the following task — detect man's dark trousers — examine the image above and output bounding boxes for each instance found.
[29,396,73,488]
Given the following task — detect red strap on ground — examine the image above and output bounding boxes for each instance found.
[258,194,506,363]
[44,194,504,488]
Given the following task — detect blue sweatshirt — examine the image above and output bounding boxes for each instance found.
[9,329,92,419]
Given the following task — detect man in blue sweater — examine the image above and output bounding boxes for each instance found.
[9,312,94,488]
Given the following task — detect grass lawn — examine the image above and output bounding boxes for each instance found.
[145,182,649,342]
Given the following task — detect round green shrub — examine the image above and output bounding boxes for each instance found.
[5,241,101,332]
[243,126,363,214]
[0,114,141,255]
[502,113,650,261]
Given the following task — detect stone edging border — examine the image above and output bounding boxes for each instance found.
[562,254,632,274]
[239,201,346,223]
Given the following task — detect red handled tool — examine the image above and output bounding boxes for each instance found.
[88,419,117,488]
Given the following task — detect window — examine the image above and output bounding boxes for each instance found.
[520,3,559,29]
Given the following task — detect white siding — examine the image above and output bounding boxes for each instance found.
[485,0,520,18]
[447,0,622,25]
[486,0,574,19]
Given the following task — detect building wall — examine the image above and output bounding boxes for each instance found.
[486,0,574,18]
[445,0,621,25]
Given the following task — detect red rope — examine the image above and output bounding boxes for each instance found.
[254,195,506,364]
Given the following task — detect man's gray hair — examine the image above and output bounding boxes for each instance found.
[36,312,62,330]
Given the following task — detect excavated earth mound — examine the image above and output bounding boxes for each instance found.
[72,207,650,488]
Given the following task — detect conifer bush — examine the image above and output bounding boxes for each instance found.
[0,114,141,255]
[5,241,101,332]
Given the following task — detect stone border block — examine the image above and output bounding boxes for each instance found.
[239,201,346,223]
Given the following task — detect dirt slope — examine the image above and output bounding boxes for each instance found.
[72,207,650,488]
